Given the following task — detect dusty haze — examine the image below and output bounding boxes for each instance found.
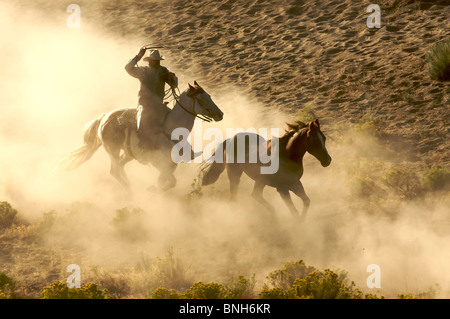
[0,0,449,298]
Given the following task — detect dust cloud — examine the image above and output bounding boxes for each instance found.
[1,1,449,299]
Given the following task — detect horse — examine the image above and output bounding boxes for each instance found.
[61,81,224,192]
[199,119,331,222]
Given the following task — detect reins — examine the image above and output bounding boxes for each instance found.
[169,86,213,123]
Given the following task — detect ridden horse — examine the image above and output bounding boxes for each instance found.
[62,81,223,192]
[199,119,331,221]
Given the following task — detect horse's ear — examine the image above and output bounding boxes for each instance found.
[308,120,320,132]
[307,121,318,137]
[314,119,320,128]
[187,83,196,97]
[194,80,199,87]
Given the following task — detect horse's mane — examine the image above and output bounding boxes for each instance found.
[280,121,308,141]
[285,121,308,133]
[274,121,308,156]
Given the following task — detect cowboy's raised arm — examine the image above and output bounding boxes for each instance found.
[125,47,146,79]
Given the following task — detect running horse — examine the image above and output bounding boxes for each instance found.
[62,81,224,192]
[199,120,331,222]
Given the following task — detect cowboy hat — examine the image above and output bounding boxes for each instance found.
[143,49,165,61]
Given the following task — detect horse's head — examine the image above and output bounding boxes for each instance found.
[304,119,332,167]
[187,81,224,122]
[285,119,332,167]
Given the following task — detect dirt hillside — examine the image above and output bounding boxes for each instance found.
[16,0,450,165]
[97,0,449,165]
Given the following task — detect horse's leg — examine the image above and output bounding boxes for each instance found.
[291,181,310,221]
[117,153,133,189]
[251,180,275,213]
[154,159,177,191]
[103,142,131,193]
[108,152,131,193]
[119,153,133,166]
[99,112,132,193]
[277,188,300,222]
[227,164,243,200]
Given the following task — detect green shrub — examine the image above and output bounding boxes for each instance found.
[423,168,450,192]
[151,287,181,299]
[37,211,57,234]
[287,269,361,299]
[0,273,18,299]
[225,275,256,299]
[348,176,378,198]
[41,281,111,299]
[295,104,317,123]
[258,287,288,299]
[152,248,193,292]
[383,166,422,199]
[354,105,384,137]
[354,121,379,137]
[148,262,390,300]
[398,293,417,299]
[0,202,18,230]
[150,275,256,299]
[266,260,316,290]
[262,262,385,299]
[183,282,227,299]
[345,158,387,200]
[90,267,131,299]
[133,249,193,297]
[348,158,386,179]
[426,38,450,81]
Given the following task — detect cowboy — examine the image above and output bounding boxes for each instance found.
[125,47,200,160]
[125,47,178,148]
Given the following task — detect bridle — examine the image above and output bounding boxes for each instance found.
[170,86,213,123]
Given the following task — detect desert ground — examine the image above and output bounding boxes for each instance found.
[0,0,449,299]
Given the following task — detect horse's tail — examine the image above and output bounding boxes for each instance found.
[199,140,227,186]
[59,115,104,170]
